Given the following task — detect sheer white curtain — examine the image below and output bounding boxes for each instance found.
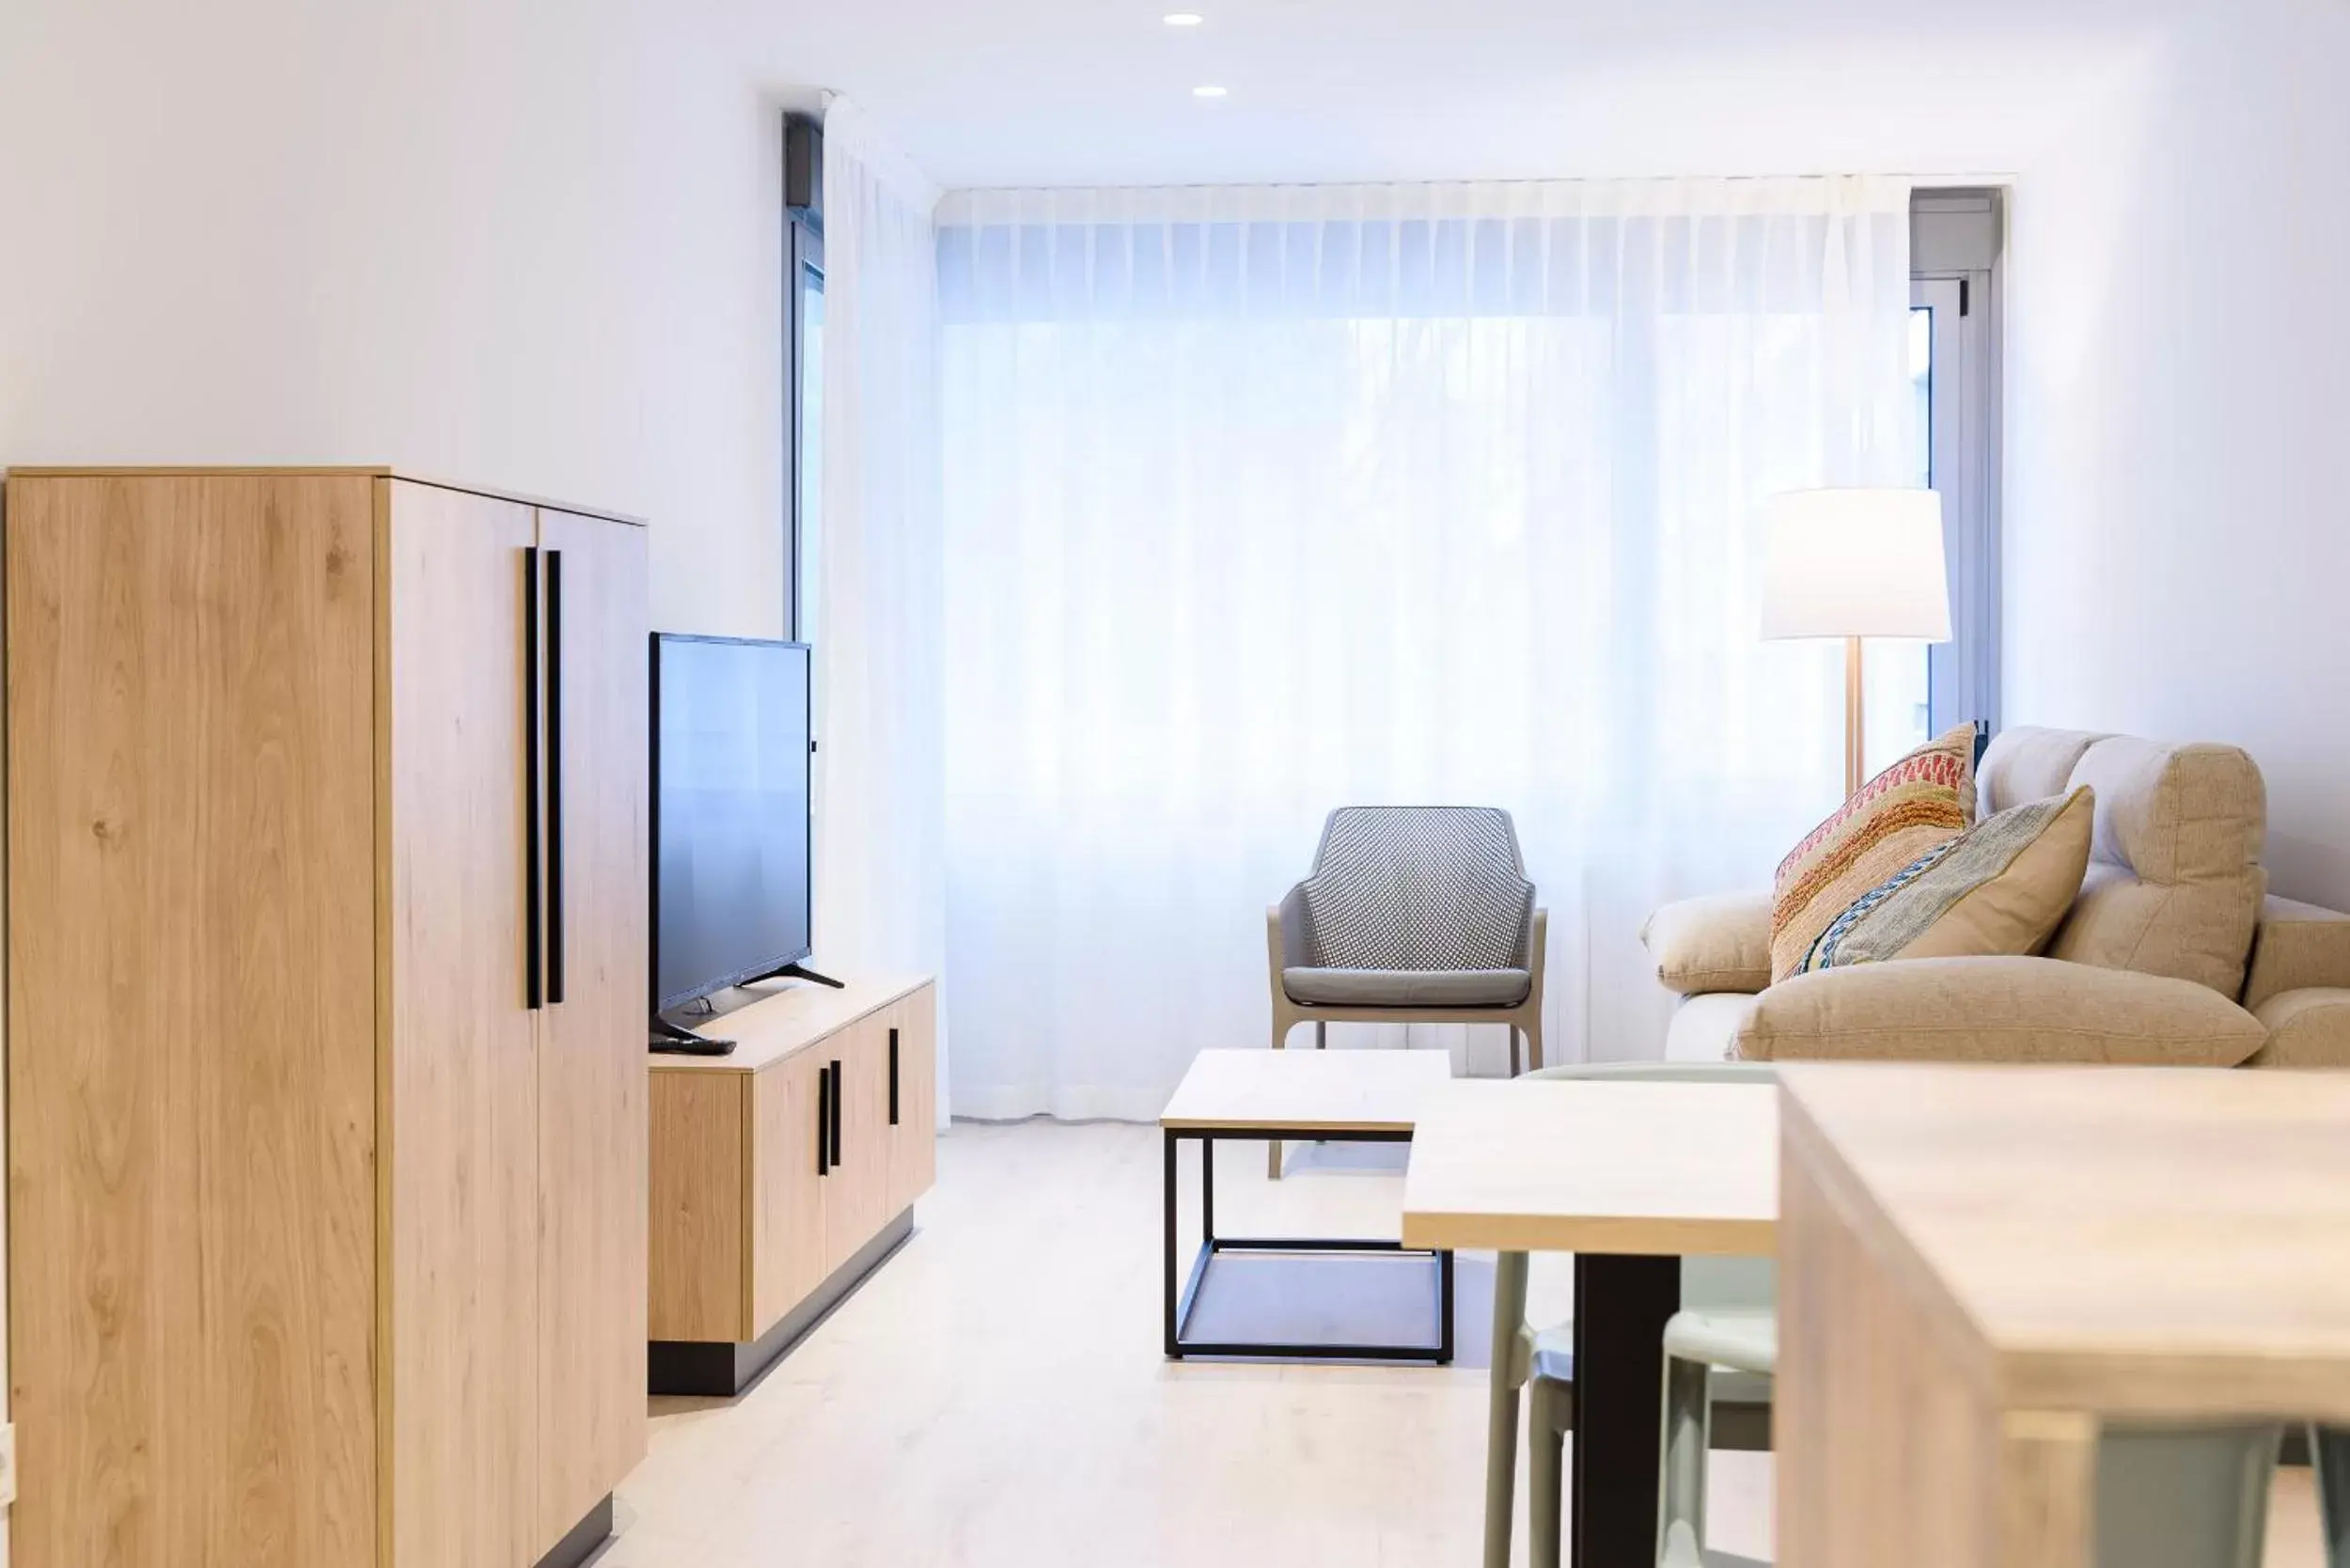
[938,178,1913,1120]
[811,96,948,1108]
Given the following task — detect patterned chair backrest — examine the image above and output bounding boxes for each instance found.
[1299,807,1534,972]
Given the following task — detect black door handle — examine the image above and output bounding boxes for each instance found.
[543,548,566,1005]
[816,1064,831,1177]
[888,1027,900,1126]
[522,547,543,1011]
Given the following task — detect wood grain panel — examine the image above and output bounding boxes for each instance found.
[822,1018,893,1276]
[885,985,937,1215]
[1401,1080,1777,1256]
[531,510,650,1540]
[6,473,379,1568]
[749,1052,827,1334]
[381,478,540,1568]
[1776,1107,1999,1568]
[648,1072,748,1341]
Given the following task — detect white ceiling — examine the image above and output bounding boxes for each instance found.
[759,0,2184,190]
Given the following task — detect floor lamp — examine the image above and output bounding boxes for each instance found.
[1762,489,1952,799]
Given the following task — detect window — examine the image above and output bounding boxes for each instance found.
[793,256,824,642]
[1909,191,2003,750]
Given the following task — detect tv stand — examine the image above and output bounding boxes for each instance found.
[650,1015,736,1056]
[746,961,844,990]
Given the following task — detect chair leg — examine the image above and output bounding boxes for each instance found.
[1508,1024,1522,1079]
[1484,1251,1530,1568]
[1528,1375,1565,1568]
[1656,1351,1711,1568]
[1524,1012,1543,1074]
[1268,1020,1288,1180]
[2317,1426,2350,1568]
[1316,1019,1326,1049]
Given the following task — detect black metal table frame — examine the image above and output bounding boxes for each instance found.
[1162,1125,1455,1363]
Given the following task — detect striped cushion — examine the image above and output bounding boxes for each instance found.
[1795,787,2094,974]
[1770,725,1979,982]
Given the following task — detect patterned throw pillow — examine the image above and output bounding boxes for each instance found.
[1770,725,1979,982]
[1794,787,2095,975]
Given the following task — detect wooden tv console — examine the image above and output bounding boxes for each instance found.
[648,973,938,1395]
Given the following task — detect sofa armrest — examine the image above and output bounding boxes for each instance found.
[1733,955,2267,1067]
[1641,890,1773,996]
[2242,896,2350,1011]
[2246,988,2350,1069]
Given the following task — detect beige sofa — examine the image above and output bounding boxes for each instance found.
[1644,727,2350,1068]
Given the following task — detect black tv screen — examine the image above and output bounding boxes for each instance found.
[650,635,813,1011]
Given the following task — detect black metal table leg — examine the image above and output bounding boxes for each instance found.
[1571,1252,1680,1568]
[1163,1129,1181,1356]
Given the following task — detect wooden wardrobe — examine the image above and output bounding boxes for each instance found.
[3,468,650,1568]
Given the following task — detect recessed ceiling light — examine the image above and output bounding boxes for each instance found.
[1192,84,1228,98]
[1163,12,1205,24]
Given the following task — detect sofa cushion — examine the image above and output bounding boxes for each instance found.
[1793,788,2094,973]
[1731,955,2268,1066]
[1642,891,1773,996]
[1664,993,1761,1063]
[2044,737,2267,996]
[2246,988,2350,1069]
[1978,726,2107,814]
[1281,966,1530,1008]
[1769,724,1978,983]
[2241,897,2350,1011]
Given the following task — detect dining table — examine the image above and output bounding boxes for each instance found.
[1401,1076,1779,1568]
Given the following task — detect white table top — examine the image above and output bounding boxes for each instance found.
[1159,1048,1455,1134]
[1401,1079,1778,1256]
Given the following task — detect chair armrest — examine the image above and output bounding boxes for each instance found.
[2247,988,2350,1069]
[2243,896,2350,1011]
[1733,956,2267,1067]
[1525,906,1547,1004]
[1641,890,1773,996]
[1271,885,1311,973]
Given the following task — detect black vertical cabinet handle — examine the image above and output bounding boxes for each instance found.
[816,1065,831,1177]
[830,1058,844,1165]
[522,547,543,1011]
[888,1027,900,1125]
[543,549,566,1006]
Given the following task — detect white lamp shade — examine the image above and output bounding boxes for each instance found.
[1761,488,1952,642]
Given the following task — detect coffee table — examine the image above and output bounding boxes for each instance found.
[1160,1048,1456,1363]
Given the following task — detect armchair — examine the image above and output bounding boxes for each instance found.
[1267,807,1546,1177]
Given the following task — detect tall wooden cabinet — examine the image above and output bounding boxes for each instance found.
[3,468,650,1568]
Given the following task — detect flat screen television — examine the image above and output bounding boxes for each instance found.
[649,635,814,1013]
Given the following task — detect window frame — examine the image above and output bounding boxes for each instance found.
[1910,189,2004,741]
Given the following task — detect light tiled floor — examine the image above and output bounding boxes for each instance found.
[605,1119,2325,1567]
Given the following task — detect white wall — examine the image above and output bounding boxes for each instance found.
[0,0,792,637]
[2006,0,2350,905]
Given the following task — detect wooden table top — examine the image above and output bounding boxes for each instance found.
[1401,1079,1778,1256]
[1781,1063,2350,1419]
[1159,1048,1455,1133]
[649,973,932,1074]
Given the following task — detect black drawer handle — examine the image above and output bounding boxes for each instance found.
[888,1027,900,1126]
